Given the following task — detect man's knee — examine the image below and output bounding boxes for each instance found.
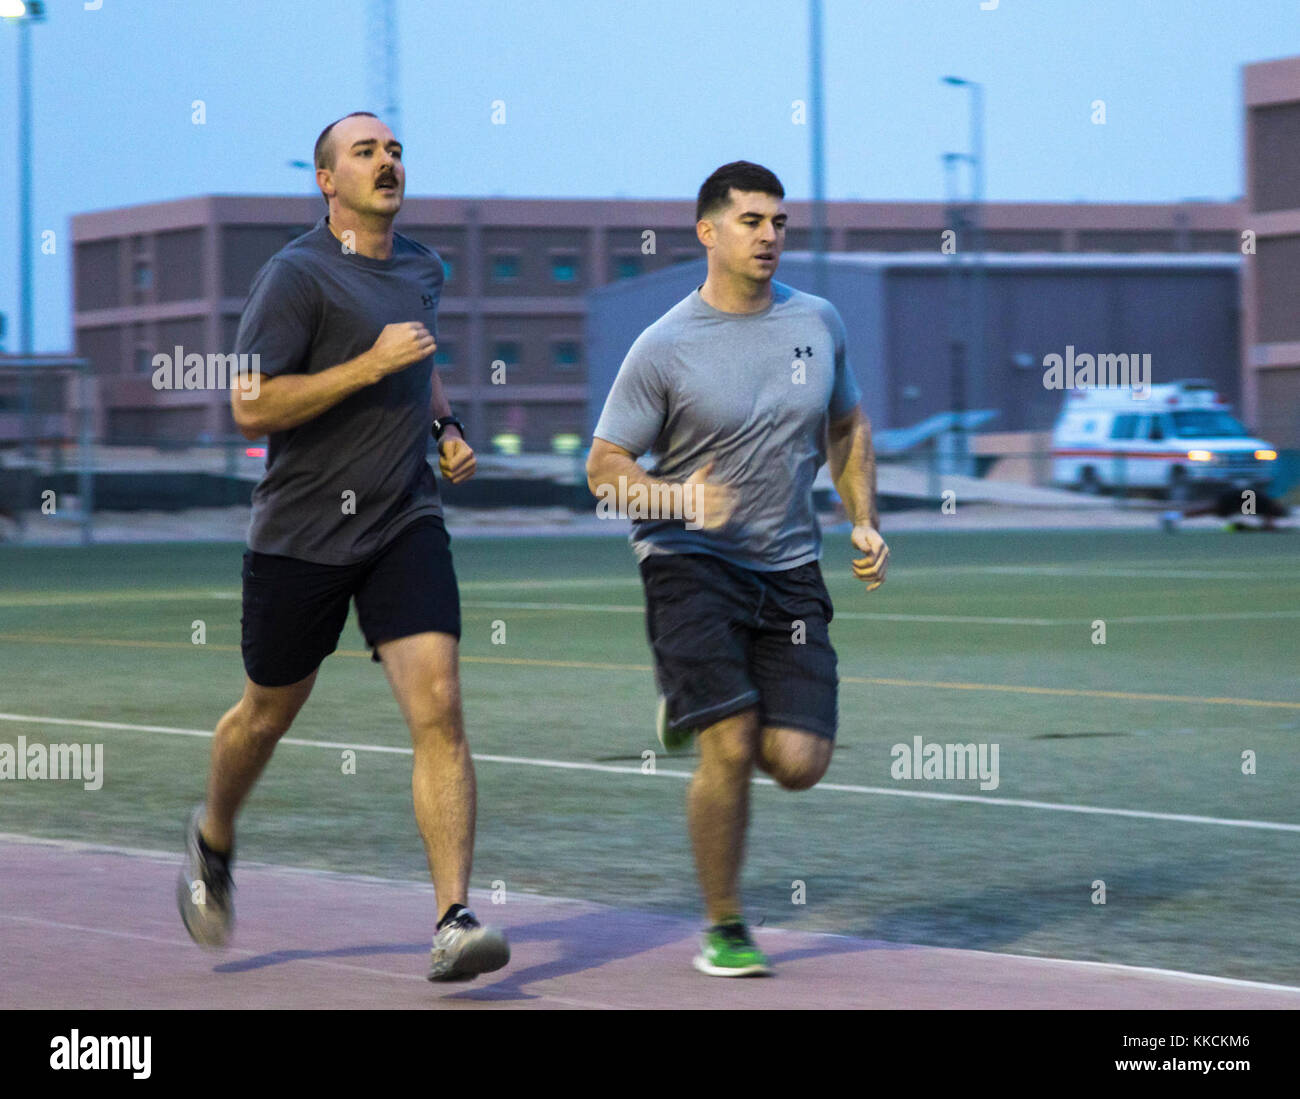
[697,709,760,772]
[232,674,314,745]
[232,699,296,745]
[761,727,832,790]
[409,673,465,745]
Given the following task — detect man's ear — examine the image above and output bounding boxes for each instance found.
[696,218,715,248]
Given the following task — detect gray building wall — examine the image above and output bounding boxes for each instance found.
[587,253,1242,439]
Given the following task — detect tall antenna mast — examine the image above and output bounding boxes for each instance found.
[368,0,401,138]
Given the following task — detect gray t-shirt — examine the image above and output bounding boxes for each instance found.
[236,216,445,564]
[593,281,861,571]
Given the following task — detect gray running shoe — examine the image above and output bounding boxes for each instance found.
[427,910,510,981]
[176,805,235,948]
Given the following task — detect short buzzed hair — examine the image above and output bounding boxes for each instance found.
[696,161,785,223]
[313,111,380,207]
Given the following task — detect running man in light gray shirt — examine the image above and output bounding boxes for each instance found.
[588,160,888,978]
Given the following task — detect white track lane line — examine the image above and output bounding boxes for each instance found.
[2,713,1297,833]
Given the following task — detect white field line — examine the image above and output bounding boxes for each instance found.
[1,829,1298,997]
[2,712,1297,834]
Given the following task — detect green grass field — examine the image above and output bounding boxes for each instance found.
[1,529,1298,984]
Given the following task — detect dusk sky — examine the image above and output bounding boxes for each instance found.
[1,0,1297,350]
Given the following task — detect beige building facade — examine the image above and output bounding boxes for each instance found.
[71,194,1244,451]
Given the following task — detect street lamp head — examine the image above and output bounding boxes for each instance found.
[942,76,967,86]
[0,0,45,20]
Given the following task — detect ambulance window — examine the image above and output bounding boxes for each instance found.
[1148,417,1165,442]
[1110,415,1137,440]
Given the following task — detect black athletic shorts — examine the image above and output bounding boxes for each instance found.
[639,552,838,741]
[240,516,460,687]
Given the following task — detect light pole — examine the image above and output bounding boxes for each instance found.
[809,0,827,298]
[942,75,986,477]
[3,0,45,459]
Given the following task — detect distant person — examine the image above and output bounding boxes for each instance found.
[587,161,888,977]
[176,112,509,982]
[1162,487,1289,532]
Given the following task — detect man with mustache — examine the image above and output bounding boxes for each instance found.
[177,112,509,982]
[588,161,888,976]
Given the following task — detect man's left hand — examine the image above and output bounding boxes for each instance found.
[851,524,889,592]
[438,432,476,485]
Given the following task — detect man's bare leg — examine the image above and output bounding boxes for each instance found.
[377,631,473,916]
[689,707,761,923]
[201,672,318,852]
[755,725,834,792]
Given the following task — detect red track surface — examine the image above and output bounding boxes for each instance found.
[4,836,1297,1010]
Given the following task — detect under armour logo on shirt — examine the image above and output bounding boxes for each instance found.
[422,294,436,309]
[793,346,813,358]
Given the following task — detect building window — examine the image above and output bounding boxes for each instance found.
[552,341,581,372]
[614,254,641,279]
[492,340,521,366]
[550,253,580,283]
[441,254,456,284]
[134,346,154,375]
[133,263,153,290]
[490,253,520,282]
[434,341,456,369]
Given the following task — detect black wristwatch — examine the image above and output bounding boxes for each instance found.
[432,415,465,441]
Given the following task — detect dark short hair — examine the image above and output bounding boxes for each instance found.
[313,111,381,207]
[314,111,380,171]
[696,161,785,222]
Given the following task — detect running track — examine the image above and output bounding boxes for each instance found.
[3,835,1297,1009]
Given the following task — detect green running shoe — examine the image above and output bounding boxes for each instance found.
[656,696,697,753]
[693,920,772,977]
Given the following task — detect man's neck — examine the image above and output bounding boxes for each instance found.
[326,209,395,260]
[699,268,773,315]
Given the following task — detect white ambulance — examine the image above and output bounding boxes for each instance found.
[1051,380,1278,500]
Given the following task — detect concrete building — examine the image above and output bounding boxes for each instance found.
[587,252,1243,442]
[1242,55,1300,448]
[70,196,1242,452]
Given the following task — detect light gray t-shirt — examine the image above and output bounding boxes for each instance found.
[593,281,861,571]
[236,216,445,565]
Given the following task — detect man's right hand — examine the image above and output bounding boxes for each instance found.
[367,322,436,379]
[684,460,737,532]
